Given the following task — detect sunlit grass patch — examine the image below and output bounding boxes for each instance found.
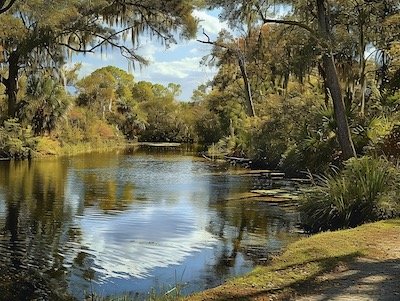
[186,219,400,301]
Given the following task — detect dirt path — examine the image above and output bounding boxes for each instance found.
[296,231,400,301]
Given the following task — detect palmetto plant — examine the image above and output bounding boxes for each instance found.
[301,156,400,233]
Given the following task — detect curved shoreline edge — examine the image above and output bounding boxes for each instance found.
[186,219,400,301]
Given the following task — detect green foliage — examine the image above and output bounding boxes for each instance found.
[376,124,400,158]
[35,136,62,156]
[366,116,394,144]
[300,156,400,233]
[57,107,121,146]
[131,81,195,142]
[76,66,147,140]
[279,104,340,175]
[194,107,223,144]
[18,74,71,135]
[0,118,36,158]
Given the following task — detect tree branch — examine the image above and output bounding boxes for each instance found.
[255,2,324,47]
[58,43,94,53]
[0,0,16,14]
[197,30,231,51]
[262,18,316,34]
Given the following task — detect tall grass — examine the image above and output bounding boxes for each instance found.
[300,156,400,233]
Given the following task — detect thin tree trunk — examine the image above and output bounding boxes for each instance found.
[237,55,256,117]
[317,0,356,159]
[5,52,19,118]
[359,16,367,117]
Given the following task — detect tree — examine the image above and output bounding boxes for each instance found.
[198,30,256,117]
[76,66,147,140]
[134,81,192,142]
[77,66,134,117]
[22,74,71,135]
[314,0,356,159]
[205,1,349,157]
[0,0,197,118]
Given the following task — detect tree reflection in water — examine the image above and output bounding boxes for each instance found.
[0,151,300,300]
[0,160,74,300]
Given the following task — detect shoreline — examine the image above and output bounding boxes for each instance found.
[185,219,400,301]
[0,140,188,161]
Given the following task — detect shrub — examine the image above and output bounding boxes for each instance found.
[378,124,400,158]
[0,119,36,159]
[35,137,62,156]
[300,156,400,233]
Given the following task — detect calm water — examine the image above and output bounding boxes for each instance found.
[0,147,299,300]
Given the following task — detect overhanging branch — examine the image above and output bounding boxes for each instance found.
[255,3,325,47]
[0,0,16,14]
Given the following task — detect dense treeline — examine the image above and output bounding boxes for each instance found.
[195,0,400,173]
[0,66,201,158]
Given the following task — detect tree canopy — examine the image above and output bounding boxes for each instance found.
[0,0,197,117]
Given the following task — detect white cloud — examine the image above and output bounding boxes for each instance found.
[70,10,224,99]
[151,56,201,79]
[136,42,158,61]
[135,55,217,100]
[193,10,228,35]
[68,201,217,281]
[189,47,200,55]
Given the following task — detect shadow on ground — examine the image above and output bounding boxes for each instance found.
[192,255,400,301]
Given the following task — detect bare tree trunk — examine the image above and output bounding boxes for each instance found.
[197,34,256,118]
[317,0,356,159]
[237,55,256,117]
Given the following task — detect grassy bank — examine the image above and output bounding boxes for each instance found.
[31,136,128,158]
[185,219,400,301]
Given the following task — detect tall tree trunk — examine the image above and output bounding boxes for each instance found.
[5,52,20,118]
[316,0,356,159]
[359,17,367,118]
[237,55,256,117]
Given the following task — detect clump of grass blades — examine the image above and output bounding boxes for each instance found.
[300,156,400,233]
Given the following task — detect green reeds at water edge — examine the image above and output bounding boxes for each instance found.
[300,156,400,233]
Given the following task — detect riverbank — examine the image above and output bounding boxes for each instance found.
[186,219,400,301]
[1,136,185,160]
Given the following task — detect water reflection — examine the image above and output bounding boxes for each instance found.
[0,148,299,300]
[0,160,74,300]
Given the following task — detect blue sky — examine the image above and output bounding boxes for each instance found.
[70,10,229,101]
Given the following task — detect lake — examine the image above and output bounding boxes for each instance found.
[0,146,300,300]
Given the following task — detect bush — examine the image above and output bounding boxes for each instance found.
[0,119,36,159]
[35,137,62,156]
[378,124,400,158]
[300,156,400,233]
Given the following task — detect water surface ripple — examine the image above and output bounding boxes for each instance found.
[0,148,299,299]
